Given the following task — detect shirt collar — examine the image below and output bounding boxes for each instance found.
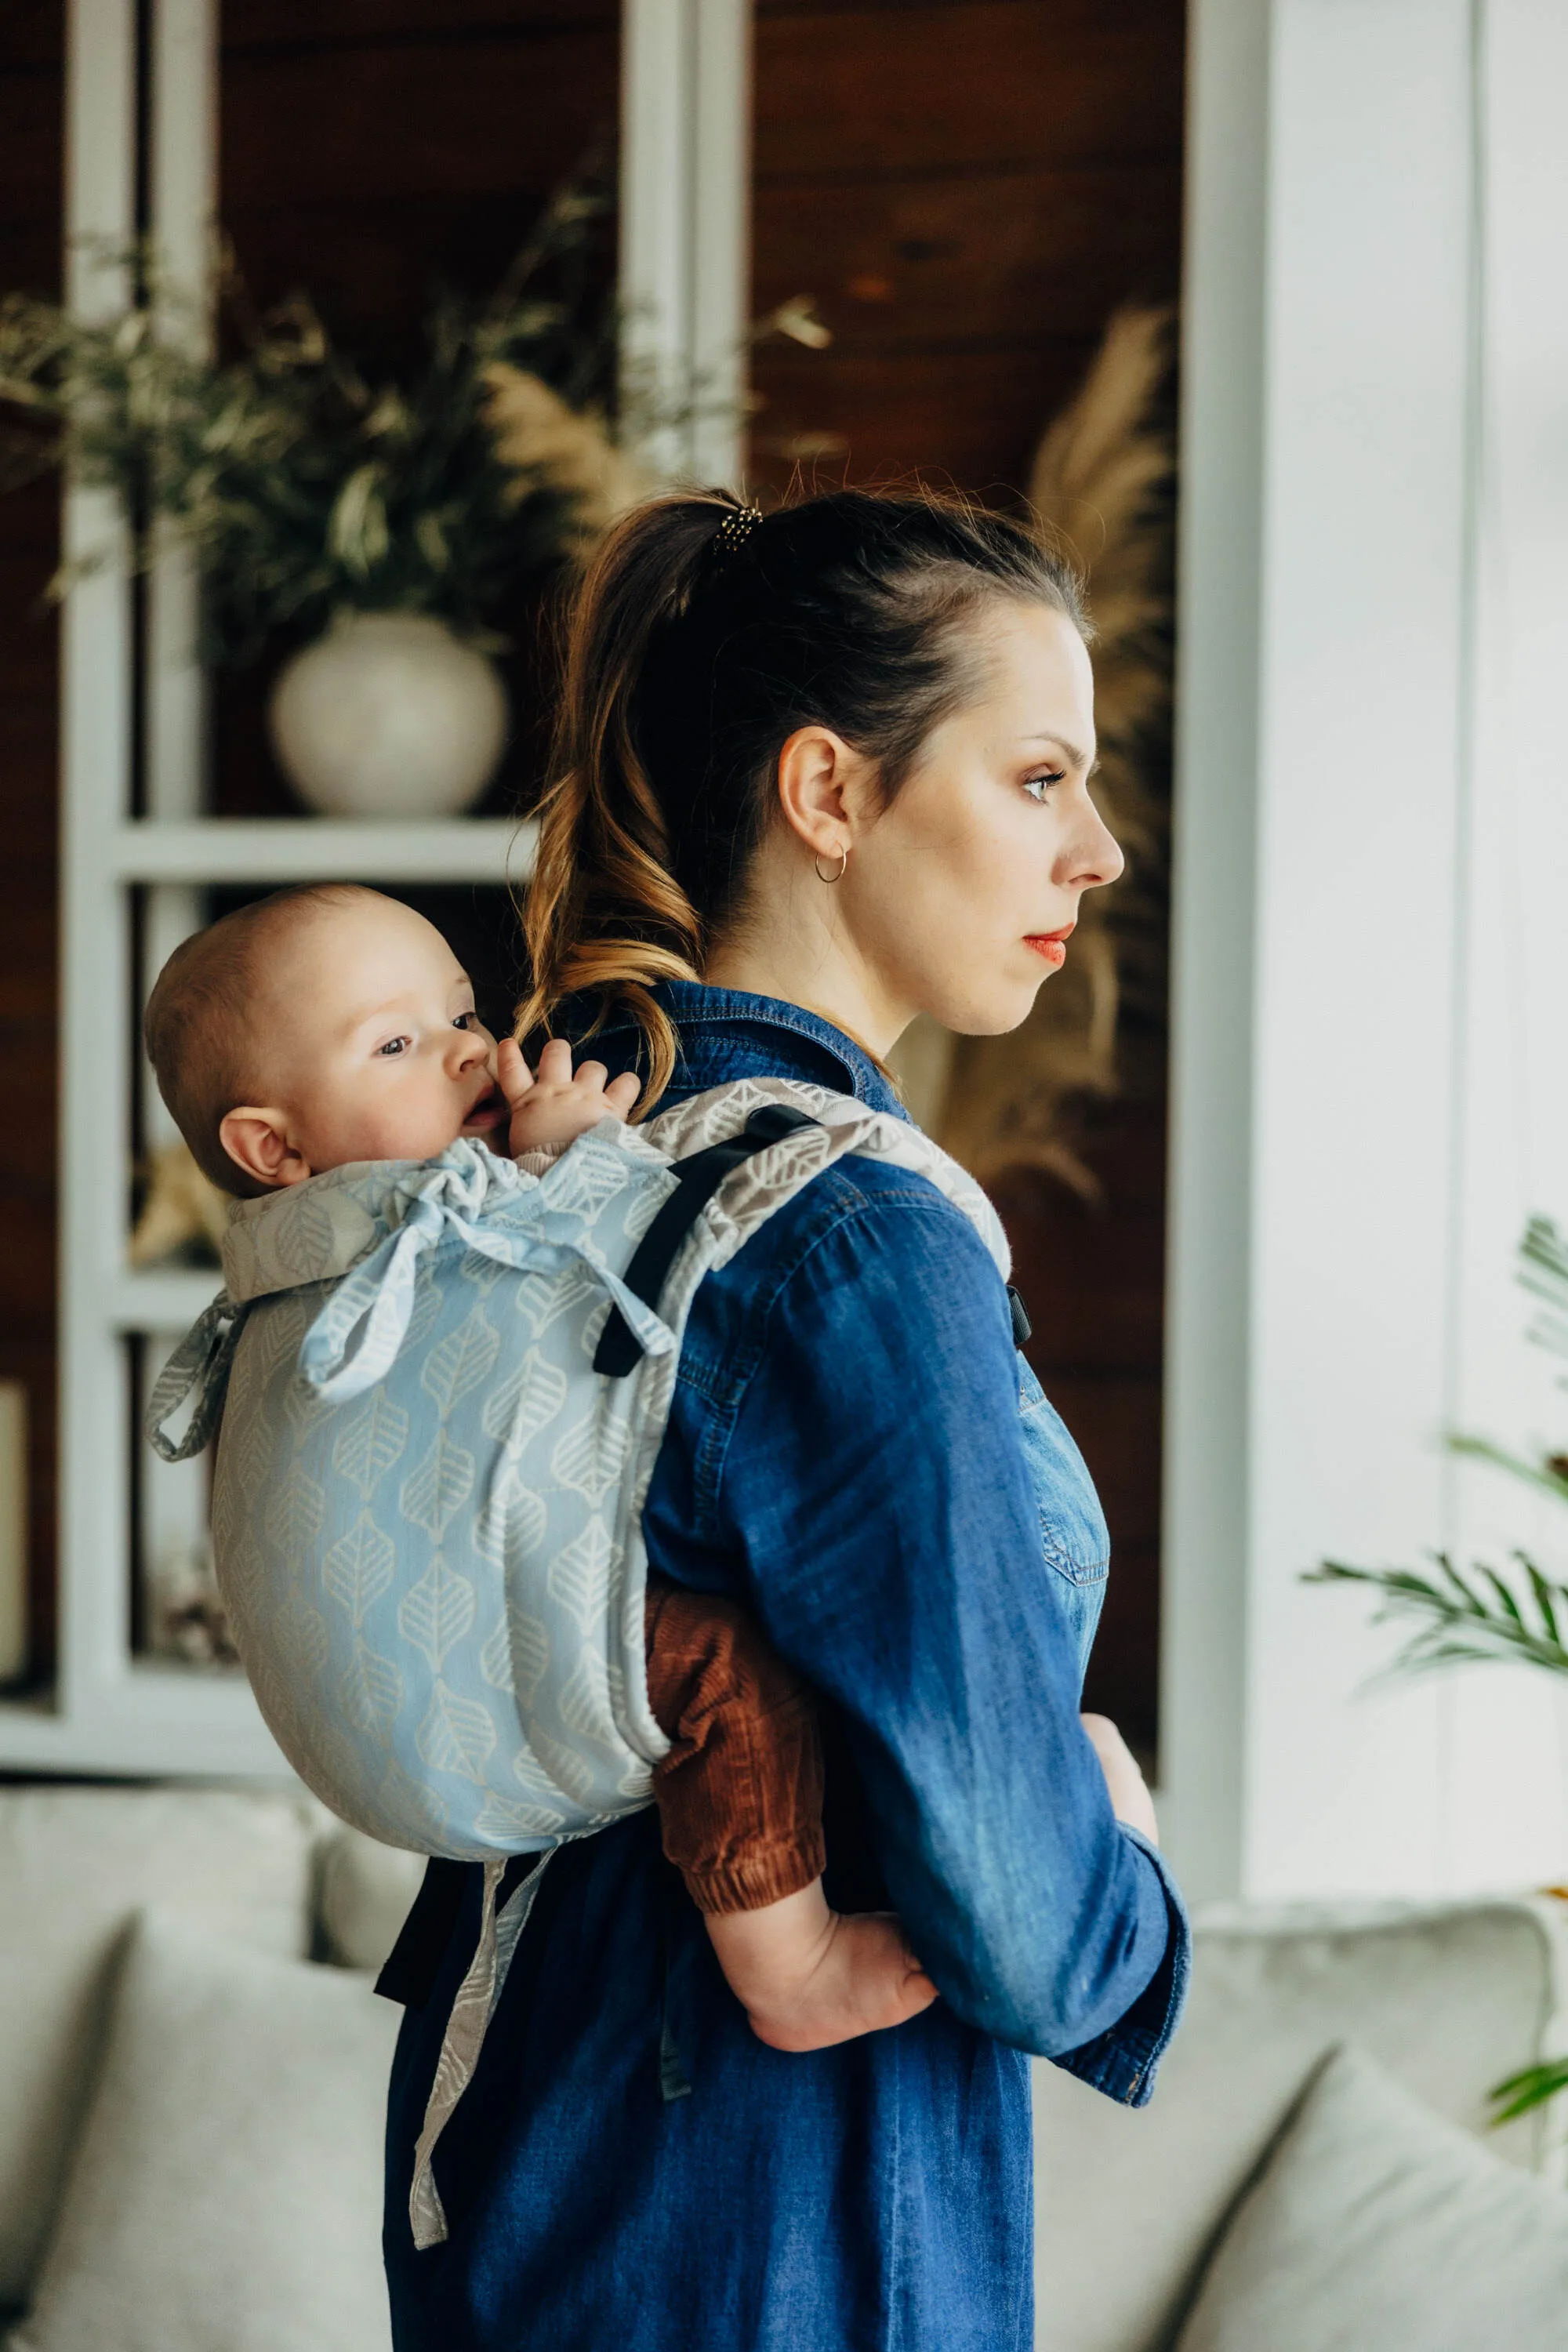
[579,981,911,1123]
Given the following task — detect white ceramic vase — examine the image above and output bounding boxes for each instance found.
[267,611,509,819]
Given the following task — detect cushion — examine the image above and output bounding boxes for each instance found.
[1033,1895,1568,2352]
[10,1911,398,2352]
[316,1828,425,1973]
[0,1786,321,2305]
[1175,2042,1568,2350]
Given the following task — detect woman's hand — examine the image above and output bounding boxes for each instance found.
[1080,1714,1160,1846]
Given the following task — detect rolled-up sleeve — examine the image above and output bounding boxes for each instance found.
[703,1177,1189,2099]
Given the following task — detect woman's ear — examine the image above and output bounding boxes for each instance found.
[774,725,861,866]
[217,1107,314,1192]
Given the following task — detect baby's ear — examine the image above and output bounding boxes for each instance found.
[217,1107,312,1191]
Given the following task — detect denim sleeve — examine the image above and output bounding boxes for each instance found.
[703,1179,1189,2099]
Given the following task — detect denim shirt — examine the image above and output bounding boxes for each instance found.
[383,983,1189,2352]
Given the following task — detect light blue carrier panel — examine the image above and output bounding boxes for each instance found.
[151,1080,1011,1864]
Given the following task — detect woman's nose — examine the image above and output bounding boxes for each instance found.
[1069,803,1125,892]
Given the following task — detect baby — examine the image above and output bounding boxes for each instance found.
[144,881,935,2053]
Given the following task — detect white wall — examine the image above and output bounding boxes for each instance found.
[1165,0,1568,1903]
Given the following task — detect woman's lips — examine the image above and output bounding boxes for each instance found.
[1024,925,1074,970]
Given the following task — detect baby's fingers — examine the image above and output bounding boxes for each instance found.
[604,1072,641,1120]
[495,1036,535,1108]
[535,1037,575,1087]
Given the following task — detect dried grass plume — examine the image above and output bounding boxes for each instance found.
[482,365,654,552]
[129,1141,231,1269]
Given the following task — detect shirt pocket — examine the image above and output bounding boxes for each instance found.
[1017,1357,1109,1686]
[1017,1359,1110,1585]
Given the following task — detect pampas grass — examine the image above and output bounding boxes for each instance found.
[481,364,654,550]
[891,306,1175,1185]
[129,1141,230,1267]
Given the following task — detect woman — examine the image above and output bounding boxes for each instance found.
[381,490,1190,2351]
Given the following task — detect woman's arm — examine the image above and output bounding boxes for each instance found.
[662,1163,1189,2096]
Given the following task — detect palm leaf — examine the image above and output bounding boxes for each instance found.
[1305,1556,1568,1678]
[1490,2057,1568,2125]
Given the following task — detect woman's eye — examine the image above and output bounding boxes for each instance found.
[376,1036,410,1058]
[1022,771,1066,803]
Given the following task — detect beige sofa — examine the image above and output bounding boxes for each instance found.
[1,1784,1564,2351]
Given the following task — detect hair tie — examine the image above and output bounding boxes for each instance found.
[708,502,763,568]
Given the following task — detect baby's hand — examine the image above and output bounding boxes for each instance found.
[498,1036,640,1158]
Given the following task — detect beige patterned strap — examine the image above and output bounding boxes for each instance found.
[644,1076,1011,1282]
[408,1854,554,2251]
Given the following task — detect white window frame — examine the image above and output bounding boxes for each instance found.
[6,0,751,1774]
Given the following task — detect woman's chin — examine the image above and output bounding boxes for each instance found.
[930,979,1049,1039]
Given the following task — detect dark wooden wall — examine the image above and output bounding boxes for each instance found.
[0,5,64,1673]
[2,0,1182,1748]
[750,0,1184,494]
[752,0,1184,1755]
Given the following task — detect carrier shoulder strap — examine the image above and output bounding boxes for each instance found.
[593,1102,818,1377]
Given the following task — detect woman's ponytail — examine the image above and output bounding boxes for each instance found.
[515,493,737,1105]
[517,483,1087,1109]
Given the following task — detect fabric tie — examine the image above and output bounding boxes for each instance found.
[144,1160,680,1457]
[145,1291,248,1464]
[408,1854,554,2250]
[297,1181,678,1403]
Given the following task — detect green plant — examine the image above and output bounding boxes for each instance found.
[0,174,637,662]
[1305,1215,1568,2122]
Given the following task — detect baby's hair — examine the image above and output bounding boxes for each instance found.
[143,882,378,1197]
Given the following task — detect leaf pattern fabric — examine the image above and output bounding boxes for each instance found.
[147,1088,1005,1866]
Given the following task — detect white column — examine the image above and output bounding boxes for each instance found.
[1160,0,1272,1904]
[58,0,139,1714]
[144,0,216,843]
[1166,0,1568,1903]
[139,0,220,1650]
[619,0,753,485]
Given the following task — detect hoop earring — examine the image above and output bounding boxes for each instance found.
[814,844,849,884]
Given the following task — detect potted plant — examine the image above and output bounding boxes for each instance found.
[0,176,655,817]
[1307,1215,1568,2122]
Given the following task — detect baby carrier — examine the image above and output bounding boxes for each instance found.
[151,1076,1011,2245]
[151,1078,1010,1864]
[152,1077,1011,2230]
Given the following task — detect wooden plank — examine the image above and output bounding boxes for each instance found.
[750,336,1102,494]
[223,0,616,48]
[753,1,1185,180]
[0,154,58,1667]
[754,162,1181,351]
[216,195,602,339]
[0,64,65,214]
[0,4,64,74]
[220,26,619,209]
[0,230,64,298]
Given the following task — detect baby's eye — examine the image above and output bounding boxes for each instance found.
[376,1036,411,1058]
[1022,771,1066,803]
[452,1011,477,1031]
